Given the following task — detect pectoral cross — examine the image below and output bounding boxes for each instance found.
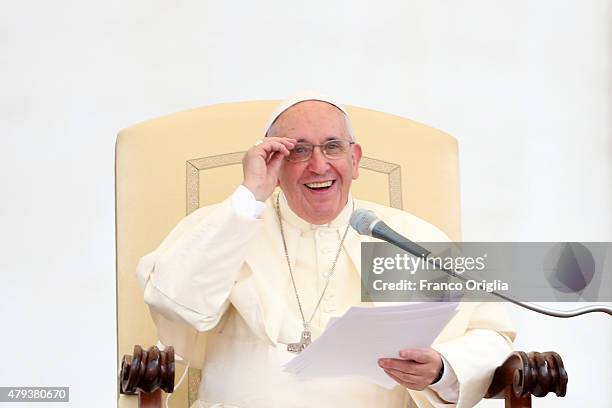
[287,329,312,353]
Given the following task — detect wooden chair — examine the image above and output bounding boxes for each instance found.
[115,101,566,407]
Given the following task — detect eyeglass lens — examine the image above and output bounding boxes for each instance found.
[288,140,351,162]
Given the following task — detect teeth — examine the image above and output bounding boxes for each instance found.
[306,181,333,188]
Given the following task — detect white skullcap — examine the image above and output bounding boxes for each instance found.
[264,91,351,137]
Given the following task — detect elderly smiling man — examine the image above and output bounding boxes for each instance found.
[136,93,515,408]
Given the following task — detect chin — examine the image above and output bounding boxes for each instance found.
[306,206,341,225]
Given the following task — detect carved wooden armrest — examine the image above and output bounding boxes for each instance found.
[119,345,175,408]
[485,351,567,407]
[117,347,567,407]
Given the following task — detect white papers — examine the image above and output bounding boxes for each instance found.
[282,302,458,388]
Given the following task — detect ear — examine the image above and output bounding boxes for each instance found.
[351,143,362,180]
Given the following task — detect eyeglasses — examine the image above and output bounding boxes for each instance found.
[287,140,355,162]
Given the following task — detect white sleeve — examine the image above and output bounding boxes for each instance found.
[421,328,514,408]
[428,355,459,403]
[232,184,266,219]
[136,187,264,333]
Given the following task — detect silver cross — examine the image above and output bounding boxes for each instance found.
[287,329,312,353]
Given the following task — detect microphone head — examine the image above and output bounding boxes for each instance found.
[350,209,378,236]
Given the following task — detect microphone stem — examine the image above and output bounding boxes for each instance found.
[421,255,612,318]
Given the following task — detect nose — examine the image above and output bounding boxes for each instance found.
[307,146,331,174]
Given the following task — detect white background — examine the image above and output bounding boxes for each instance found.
[1,1,610,407]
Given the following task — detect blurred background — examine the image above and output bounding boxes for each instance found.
[1,1,610,406]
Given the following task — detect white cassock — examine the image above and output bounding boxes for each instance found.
[136,186,516,408]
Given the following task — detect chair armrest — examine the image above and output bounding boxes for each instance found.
[119,345,175,408]
[485,351,567,406]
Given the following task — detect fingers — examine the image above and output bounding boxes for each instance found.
[382,368,425,390]
[267,149,286,173]
[379,359,437,391]
[398,348,432,364]
[384,367,421,383]
[252,137,296,158]
[264,136,297,146]
[378,358,419,374]
[378,348,443,389]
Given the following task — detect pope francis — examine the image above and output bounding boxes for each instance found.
[136,93,516,408]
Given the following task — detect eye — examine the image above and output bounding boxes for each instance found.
[325,140,343,152]
[293,144,309,154]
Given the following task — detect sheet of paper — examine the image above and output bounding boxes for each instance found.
[282,302,458,388]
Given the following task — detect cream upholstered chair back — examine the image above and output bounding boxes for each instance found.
[115,100,461,407]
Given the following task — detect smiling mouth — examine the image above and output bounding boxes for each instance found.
[304,180,335,191]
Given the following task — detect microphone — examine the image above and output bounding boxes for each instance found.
[350,209,431,258]
[349,208,612,318]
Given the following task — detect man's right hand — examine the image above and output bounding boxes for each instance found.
[242,137,296,201]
